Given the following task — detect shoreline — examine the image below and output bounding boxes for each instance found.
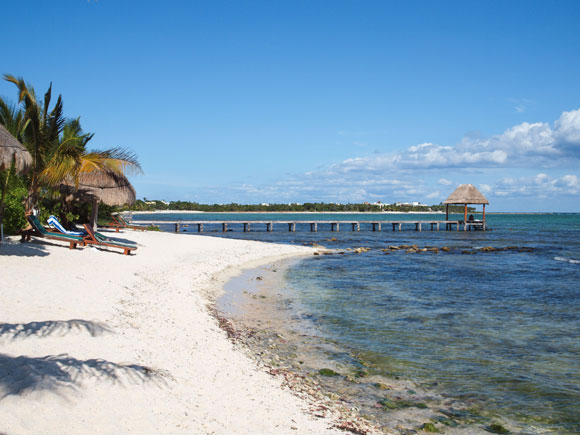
[215,255,528,434]
[0,231,348,434]
[208,255,382,434]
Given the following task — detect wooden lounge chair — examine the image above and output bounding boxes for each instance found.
[103,215,147,232]
[23,214,84,249]
[83,224,137,255]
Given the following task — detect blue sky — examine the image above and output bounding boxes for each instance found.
[2,1,580,211]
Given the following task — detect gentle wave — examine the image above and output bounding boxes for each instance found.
[555,256,580,264]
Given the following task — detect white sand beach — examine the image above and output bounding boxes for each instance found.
[0,231,346,435]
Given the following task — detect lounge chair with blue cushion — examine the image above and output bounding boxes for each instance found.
[47,215,86,236]
[83,224,137,255]
[23,214,84,250]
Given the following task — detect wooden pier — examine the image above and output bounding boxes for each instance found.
[133,220,487,233]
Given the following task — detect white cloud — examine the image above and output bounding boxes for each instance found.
[329,108,580,176]
[438,178,453,185]
[554,109,580,146]
[479,184,492,194]
[426,191,441,199]
[489,173,580,198]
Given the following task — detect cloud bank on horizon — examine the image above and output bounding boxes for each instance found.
[218,108,579,211]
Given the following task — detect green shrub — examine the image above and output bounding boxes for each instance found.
[2,187,27,235]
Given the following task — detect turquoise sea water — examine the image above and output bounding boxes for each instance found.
[135,213,580,432]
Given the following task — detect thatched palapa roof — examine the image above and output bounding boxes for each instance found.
[0,123,32,173]
[443,184,489,205]
[63,171,136,206]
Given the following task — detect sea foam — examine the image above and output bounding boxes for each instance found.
[554,256,580,264]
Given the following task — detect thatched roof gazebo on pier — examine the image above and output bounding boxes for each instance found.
[443,184,489,230]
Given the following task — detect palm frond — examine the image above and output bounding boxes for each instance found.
[85,147,143,175]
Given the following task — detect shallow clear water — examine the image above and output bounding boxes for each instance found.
[136,212,580,432]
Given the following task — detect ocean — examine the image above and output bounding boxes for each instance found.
[133,212,580,433]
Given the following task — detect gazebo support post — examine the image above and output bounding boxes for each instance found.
[445,204,449,221]
[483,204,486,230]
[464,204,467,222]
[90,198,99,231]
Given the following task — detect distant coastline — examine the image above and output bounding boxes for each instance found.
[130,210,447,215]
[129,210,579,215]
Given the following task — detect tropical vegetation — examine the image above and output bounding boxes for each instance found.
[0,74,141,235]
[128,199,474,213]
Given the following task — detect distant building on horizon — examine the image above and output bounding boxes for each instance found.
[395,201,428,207]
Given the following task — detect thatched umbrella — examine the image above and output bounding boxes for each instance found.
[443,184,489,226]
[0,124,32,243]
[63,171,136,230]
[0,124,32,172]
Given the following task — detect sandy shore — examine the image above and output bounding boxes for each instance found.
[0,230,346,435]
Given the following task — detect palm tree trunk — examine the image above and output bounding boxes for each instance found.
[0,168,12,244]
[25,178,39,213]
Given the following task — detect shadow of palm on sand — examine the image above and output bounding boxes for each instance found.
[0,353,169,399]
[0,319,112,341]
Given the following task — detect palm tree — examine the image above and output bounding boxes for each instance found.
[2,74,141,214]
[4,74,65,211]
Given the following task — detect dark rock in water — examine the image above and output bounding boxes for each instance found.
[441,246,450,252]
[461,250,473,254]
[480,246,496,252]
[313,252,320,256]
[378,398,404,409]
[434,416,459,427]
[318,368,340,377]
[256,276,263,280]
[485,423,510,434]
[518,247,534,252]
[378,398,422,410]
